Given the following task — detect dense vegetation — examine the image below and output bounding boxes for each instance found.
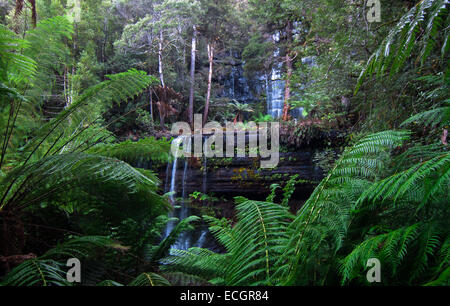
[0,0,448,286]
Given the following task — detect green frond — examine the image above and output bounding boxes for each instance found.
[0,25,36,84]
[161,247,229,282]
[87,137,172,165]
[128,272,171,286]
[1,259,70,286]
[162,272,210,286]
[359,152,449,209]
[20,69,156,162]
[278,131,409,284]
[401,105,450,128]
[339,224,420,284]
[150,215,200,262]
[97,280,124,286]
[340,221,448,285]
[0,153,168,214]
[42,236,127,260]
[356,0,449,93]
[1,236,121,286]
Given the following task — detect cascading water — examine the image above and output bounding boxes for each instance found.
[163,137,182,239]
[266,33,285,119]
[162,136,216,252]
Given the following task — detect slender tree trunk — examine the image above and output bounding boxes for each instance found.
[149,88,153,122]
[282,21,293,121]
[158,31,165,87]
[188,25,197,127]
[203,43,214,125]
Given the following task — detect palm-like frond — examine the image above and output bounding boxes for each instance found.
[340,221,448,284]
[1,236,122,286]
[358,152,449,209]
[128,272,171,286]
[150,215,200,262]
[0,25,36,84]
[0,152,169,214]
[356,0,449,93]
[161,247,229,284]
[88,137,172,165]
[401,104,450,128]
[277,131,409,284]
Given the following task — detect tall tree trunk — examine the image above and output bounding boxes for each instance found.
[188,25,197,127]
[282,20,293,121]
[158,31,165,87]
[149,88,153,122]
[203,43,214,126]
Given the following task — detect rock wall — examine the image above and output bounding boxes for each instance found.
[159,151,323,201]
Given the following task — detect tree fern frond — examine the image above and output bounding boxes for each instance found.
[151,215,200,262]
[161,247,229,281]
[358,152,449,209]
[0,153,168,213]
[401,105,450,128]
[278,130,409,285]
[128,272,171,286]
[1,236,122,286]
[88,137,172,165]
[0,25,36,84]
[339,223,421,284]
[356,0,449,93]
[1,259,70,286]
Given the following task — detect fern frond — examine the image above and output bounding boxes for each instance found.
[161,247,229,282]
[128,272,171,286]
[0,25,36,84]
[88,137,172,165]
[356,0,449,93]
[1,259,70,286]
[278,130,409,285]
[1,236,122,286]
[358,152,449,209]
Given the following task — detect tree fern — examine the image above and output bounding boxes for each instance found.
[0,25,36,84]
[277,131,409,285]
[128,272,171,286]
[1,236,122,286]
[355,0,449,93]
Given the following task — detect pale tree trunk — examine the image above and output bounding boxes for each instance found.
[149,88,153,122]
[203,43,214,126]
[158,31,165,87]
[282,21,293,121]
[188,25,197,127]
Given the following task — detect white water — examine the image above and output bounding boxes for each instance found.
[163,136,211,251]
[266,33,285,119]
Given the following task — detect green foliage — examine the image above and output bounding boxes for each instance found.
[281,174,299,206]
[356,0,449,92]
[1,236,122,286]
[88,137,172,166]
[160,130,447,286]
[128,272,171,286]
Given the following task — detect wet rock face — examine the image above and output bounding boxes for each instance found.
[160,151,323,200]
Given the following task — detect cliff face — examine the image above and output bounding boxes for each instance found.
[160,150,323,201]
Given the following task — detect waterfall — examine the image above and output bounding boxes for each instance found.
[266,33,285,119]
[169,137,184,202]
[163,162,170,193]
[163,137,183,239]
[195,230,208,248]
